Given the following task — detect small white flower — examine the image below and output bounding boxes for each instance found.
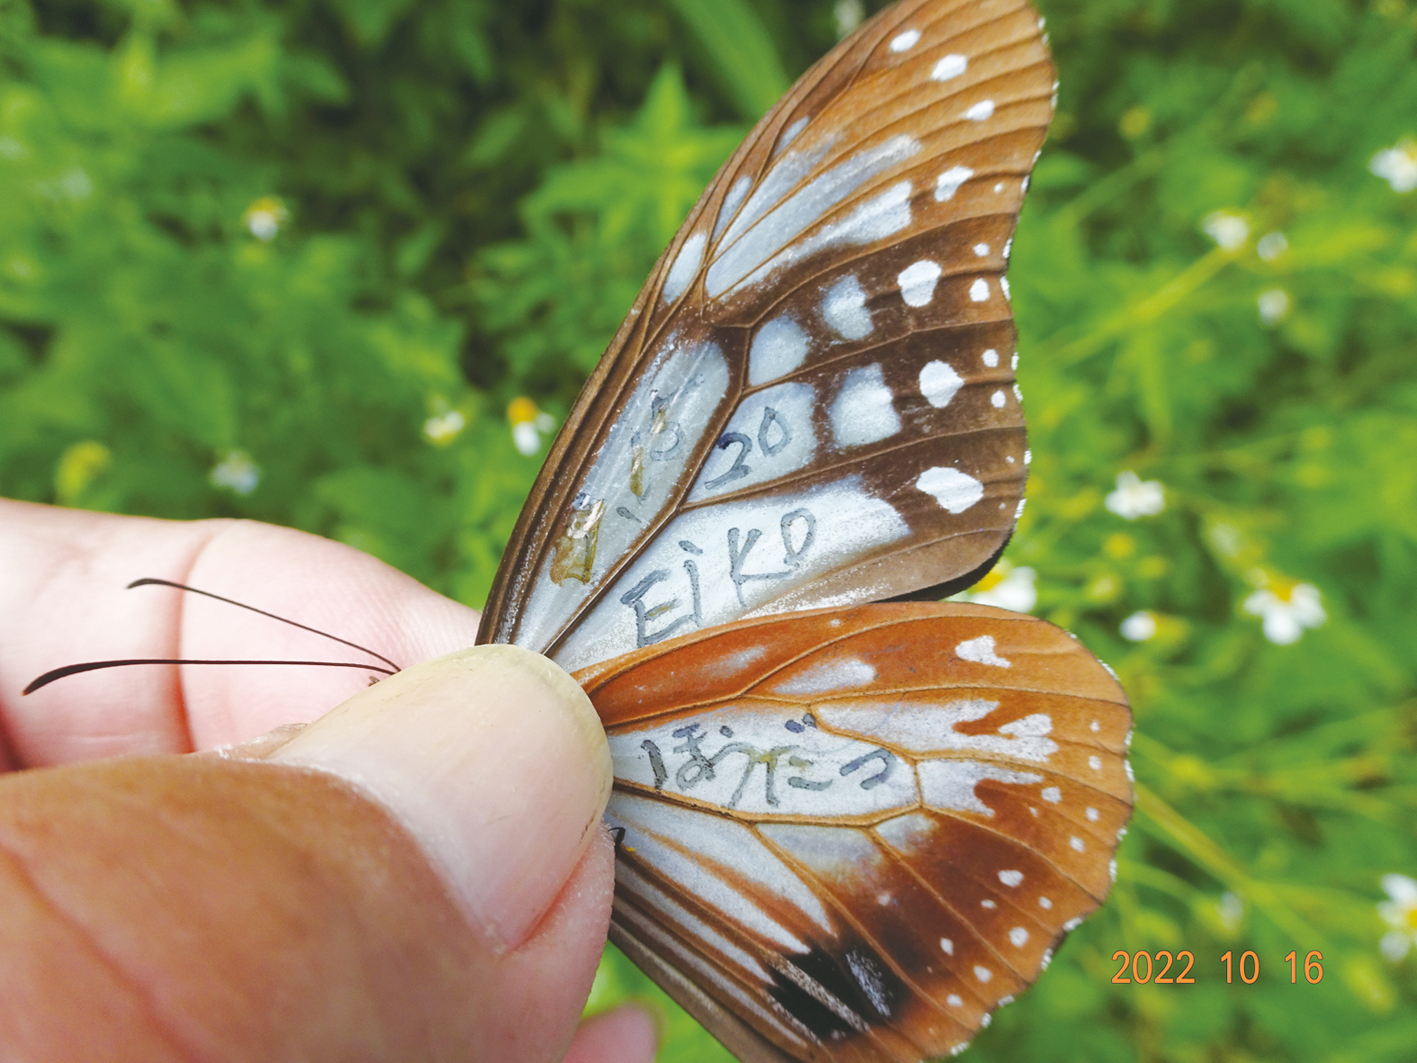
[38,167,93,201]
[1256,230,1289,261]
[1217,891,1245,933]
[1120,610,1158,642]
[1379,874,1417,962]
[1243,581,1326,645]
[423,409,466,444]
[508,397,556,456]
[833,0,865,37]
[956,562,1037,613]
[1258,287,1291,326]
[1202,210,1250,252]
[1370,138,1417,193]
[242,196,289,241]
[1206,521,1246,559]
[1105,471,1165,520]
[210,450,260,495]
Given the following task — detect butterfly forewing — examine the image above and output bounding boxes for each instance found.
[574,604,1131,1063]
[478,0,1056,671]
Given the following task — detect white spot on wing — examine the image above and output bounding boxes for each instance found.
[991,390,1006,408]
[690,381,818,499]
[713,174,753,242]
[822,274,874,339]
[607,795,826,945]
[777,116,810,154]
[947,993,963,1007]
[1070,836,1085,852]
[916,466,984,513]
[758,824,882,882]
[817,700,1057,763]
[889,29,920,52]
[918,760,1042,816]
[898,259,943,307]
[919,360,963,408]
[616,863,772,983]
[965,100,995,122]
[935,165,973,201]
[747,315,810,386]
[1041,786,1061,803]
[940,937,954,955]
[970,278,990,302]
[982,348,999,367]
[663,232,705,302]
[1087,807,1100,822]
[708,136,920,297]
[999,869,1023,887]
[1009,927,1029,947]
[557,476,907,670]
[1089,755,1102,771]
[932,54,968,81]
[772,656,876,695]
[973,243,990,257]
[955,635,1011,668]
[1039,896,1052,909]
[830,363,900,447]
[974,965,992,983]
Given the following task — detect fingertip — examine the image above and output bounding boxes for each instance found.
[565,1004,660,1063]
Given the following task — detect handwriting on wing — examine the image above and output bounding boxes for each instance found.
[611,710,909,816]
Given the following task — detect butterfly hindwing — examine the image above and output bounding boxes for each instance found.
[575,603,1132,1063]
[477,0,1055,670]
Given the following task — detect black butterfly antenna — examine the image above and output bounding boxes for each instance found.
[22,578,401,696]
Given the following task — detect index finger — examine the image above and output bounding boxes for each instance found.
[0,499,482,770]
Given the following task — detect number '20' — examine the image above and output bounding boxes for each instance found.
[1112,950,1195,984]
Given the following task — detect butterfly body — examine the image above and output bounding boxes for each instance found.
[477,2,1132,1060]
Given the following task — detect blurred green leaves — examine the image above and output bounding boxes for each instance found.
[471,64,744,380]
[662,0,789,120]
[2,0,1416,1060]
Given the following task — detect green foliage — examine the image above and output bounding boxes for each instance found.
[2,0,1415,1060]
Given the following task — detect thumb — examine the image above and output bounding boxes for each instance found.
[268,644,614,952]
[0,646,616,1063]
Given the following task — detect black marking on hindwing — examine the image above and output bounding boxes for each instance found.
[768,940,903,1043]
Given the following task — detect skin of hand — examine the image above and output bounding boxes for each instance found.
[0,498,658,1063]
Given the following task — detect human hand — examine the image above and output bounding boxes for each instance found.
[0,499,657,1063]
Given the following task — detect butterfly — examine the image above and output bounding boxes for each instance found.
[476,1,1132,1060]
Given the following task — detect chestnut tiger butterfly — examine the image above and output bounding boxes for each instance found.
[477,0,1133,1061]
